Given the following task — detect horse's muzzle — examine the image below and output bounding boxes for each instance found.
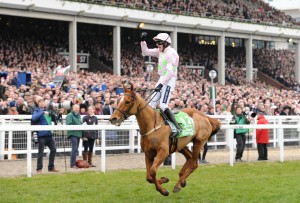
[109,117,122,126]
[109,117,117,125]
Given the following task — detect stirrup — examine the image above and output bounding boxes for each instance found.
[176,125,182,133]
[170,132,177,139]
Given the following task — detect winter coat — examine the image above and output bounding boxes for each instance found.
[66,111,82,138]
[234,114,249,134]
[31,107,52,137]
[82,114,98,139]
[256,115,269,144]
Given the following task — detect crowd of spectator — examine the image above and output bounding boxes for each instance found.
[77,0,300,27]
[0,12,300,119]
[1,32,299,118]
[80,32,298,89]
[1,61,300,118]
[253,48,299,90]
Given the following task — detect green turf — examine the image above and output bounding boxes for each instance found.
[1,161,300,203]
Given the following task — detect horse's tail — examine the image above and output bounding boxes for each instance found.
[181,108,221,139]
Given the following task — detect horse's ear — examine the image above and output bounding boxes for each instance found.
[123,83,128,92]
[130,83,134,92]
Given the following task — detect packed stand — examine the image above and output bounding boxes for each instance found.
[71,0,300,27]
[1,63,300,118]
[253,48,299,90]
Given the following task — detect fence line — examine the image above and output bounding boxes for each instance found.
[0,115,300,177]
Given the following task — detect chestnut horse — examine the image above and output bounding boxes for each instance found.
[109,83,221,196]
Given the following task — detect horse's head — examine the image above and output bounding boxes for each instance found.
[109,83,138,126]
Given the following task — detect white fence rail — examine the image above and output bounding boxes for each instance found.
[0,115,300,177]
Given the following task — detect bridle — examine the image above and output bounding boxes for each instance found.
[115,90,159,121]
[115,93,139,120]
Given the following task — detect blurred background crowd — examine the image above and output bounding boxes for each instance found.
[0,0,299,118]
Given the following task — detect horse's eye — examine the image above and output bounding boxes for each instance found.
[125,101,130,104]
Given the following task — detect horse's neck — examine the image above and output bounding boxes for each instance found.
[135,95,159,135]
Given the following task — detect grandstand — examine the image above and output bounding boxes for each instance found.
[0,0,299,107]
[0,0,300,173]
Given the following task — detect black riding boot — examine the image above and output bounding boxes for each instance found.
[164,108,182,135]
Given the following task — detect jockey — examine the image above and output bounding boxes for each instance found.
[140,32,182,134]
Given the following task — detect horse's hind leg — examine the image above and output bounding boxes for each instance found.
[173,147,193,193]
[173,140,202,193]
[179,148,192,182]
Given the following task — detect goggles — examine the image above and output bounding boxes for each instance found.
[155,41,164,45]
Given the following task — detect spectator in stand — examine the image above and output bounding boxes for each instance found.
[0,99,8,115]
[94,101,104,115]
[79,104,87,115]
[66,104,82,169]
[256,111,269,161]
[7,100,18,115]
[280,106,291,115]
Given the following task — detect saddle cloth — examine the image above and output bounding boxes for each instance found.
[168,111,195,138]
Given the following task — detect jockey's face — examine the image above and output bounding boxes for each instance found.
[155,41,164,52]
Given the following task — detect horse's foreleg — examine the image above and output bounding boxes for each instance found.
[145,154,169,185]
[150,149,169,196]
[145,154,154,184]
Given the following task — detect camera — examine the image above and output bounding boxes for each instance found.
[32,131,38,144]
[50,101,73,111]
[243,111,257,118]
[230,116,236,124]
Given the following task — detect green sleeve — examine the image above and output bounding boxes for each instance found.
[66,114,72,125]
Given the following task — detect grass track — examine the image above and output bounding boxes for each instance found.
[1,161,300,203]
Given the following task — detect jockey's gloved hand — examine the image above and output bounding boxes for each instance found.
[154,83,163,92]
[141,32,148,41]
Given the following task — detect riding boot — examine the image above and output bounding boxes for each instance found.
[88,151,96,167]
[164,108,182,135]
[82,151,88,161]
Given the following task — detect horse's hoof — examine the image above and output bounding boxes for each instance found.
[161,177,169,183]
[173,186,181,193]
[181,180,187,188]
[161,189,169,196]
